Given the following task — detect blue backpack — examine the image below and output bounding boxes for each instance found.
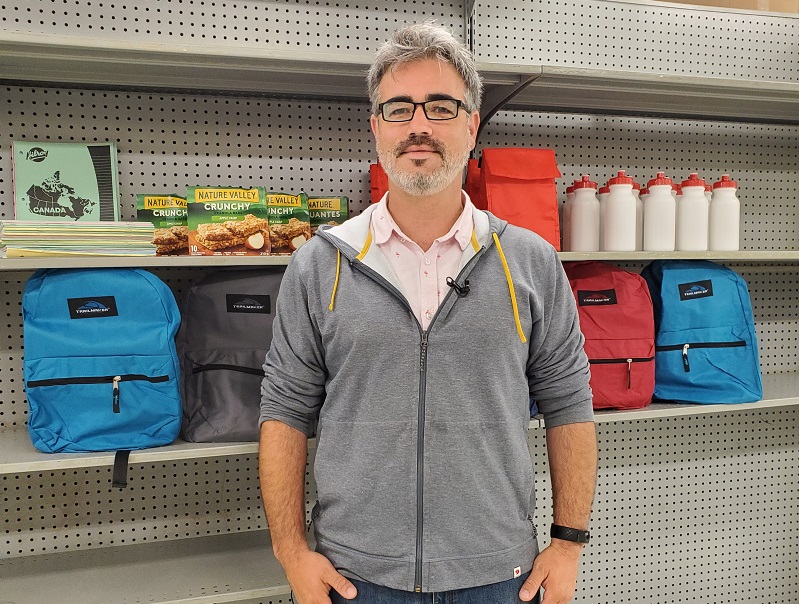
[642,260,762,404]
[22,268,182,467]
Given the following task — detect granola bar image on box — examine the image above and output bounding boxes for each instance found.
[195,214,269,251]
[153,225,189,255]
[269,217,311,252]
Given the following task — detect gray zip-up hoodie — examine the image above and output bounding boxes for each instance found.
[260,203,593,593]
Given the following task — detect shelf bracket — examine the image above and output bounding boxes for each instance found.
[477,73,541,144]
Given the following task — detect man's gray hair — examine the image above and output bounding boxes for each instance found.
[367,22,483,116]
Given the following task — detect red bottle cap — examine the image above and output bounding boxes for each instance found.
[599,185,610,195]
[648,171,673,187]
[681,173,706,188]
[572,175,598,190]
[607,170,635,186]
[713,174,737,189]
[566,185,575,194]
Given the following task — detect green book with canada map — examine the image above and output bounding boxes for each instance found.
[12,141,120,221]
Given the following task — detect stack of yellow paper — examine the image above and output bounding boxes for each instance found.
[0,220,156,257]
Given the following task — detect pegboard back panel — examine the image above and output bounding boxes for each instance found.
[0,275,25,430]
[2,446,318,559]
[530,408,799,603]
[473,0,799,80]
[2,455,264,558]
[735,264,799,373]
[0,0,465,52]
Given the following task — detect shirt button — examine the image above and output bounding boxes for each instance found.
[425,310,433,320]
[424,258,431,265]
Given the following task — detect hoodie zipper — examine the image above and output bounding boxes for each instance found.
[414,330,429,592]
[349,247,487,593]
[656,340,746,372]
[589,356,654,389]
[26,374,170,413]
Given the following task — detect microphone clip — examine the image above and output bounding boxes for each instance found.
[446,277,470,298]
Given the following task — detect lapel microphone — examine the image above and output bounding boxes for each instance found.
[446,277,470,297]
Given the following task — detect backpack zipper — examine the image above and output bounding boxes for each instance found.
[27,374,170,413]
[655,341,746,372]
[589,356,654,389]
[191,363,265,377]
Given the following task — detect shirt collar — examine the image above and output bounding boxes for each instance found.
[371,191,475,251]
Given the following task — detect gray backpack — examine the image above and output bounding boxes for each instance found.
[177,268,285,442]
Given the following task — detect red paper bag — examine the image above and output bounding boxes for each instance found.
[478,148,562,250]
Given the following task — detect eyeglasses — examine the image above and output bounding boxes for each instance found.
[377,99,466,122]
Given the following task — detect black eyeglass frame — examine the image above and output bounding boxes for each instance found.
[376,99,467,122]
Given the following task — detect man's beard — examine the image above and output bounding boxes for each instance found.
[377,134,470,197]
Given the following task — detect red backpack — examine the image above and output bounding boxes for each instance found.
[564,261,655,410]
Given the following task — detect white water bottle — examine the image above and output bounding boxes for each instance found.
[603,170,637,251]
[709,174,741,251]
[562,185,575,251]
[569,175,600,252]
[598,185,610,251]
[676,173,709,251]
[643,172,676,251]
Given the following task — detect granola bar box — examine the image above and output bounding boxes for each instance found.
[309,196,349,235]
[265,191,311,255]
[187,186,271,256]
[136,194,188,256]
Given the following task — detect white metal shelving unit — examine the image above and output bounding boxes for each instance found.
[0,531,290,604]
[1,1,797,602]
[3,31,799,123]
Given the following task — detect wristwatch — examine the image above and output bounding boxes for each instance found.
[550,524,590,544]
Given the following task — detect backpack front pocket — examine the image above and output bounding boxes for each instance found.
[654,326,762,404]
[24,355,180,453]
[584,338,655,410]
[182,349,267,442]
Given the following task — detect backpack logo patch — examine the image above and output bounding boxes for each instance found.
[678,280,713,301]
[578,289,617,306]
[67,296,119,319]
[226,294,271,314]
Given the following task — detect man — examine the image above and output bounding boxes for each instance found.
[260,22,597,604]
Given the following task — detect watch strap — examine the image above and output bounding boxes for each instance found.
[550,524,590,544]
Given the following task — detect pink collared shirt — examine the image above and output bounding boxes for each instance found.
[372,193,475,331]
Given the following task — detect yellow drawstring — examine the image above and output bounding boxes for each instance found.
[470,230,480,252]
[356,230,372,261]
[492,232,527,343]
[330,229,372,312]
[329,249,341,311]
